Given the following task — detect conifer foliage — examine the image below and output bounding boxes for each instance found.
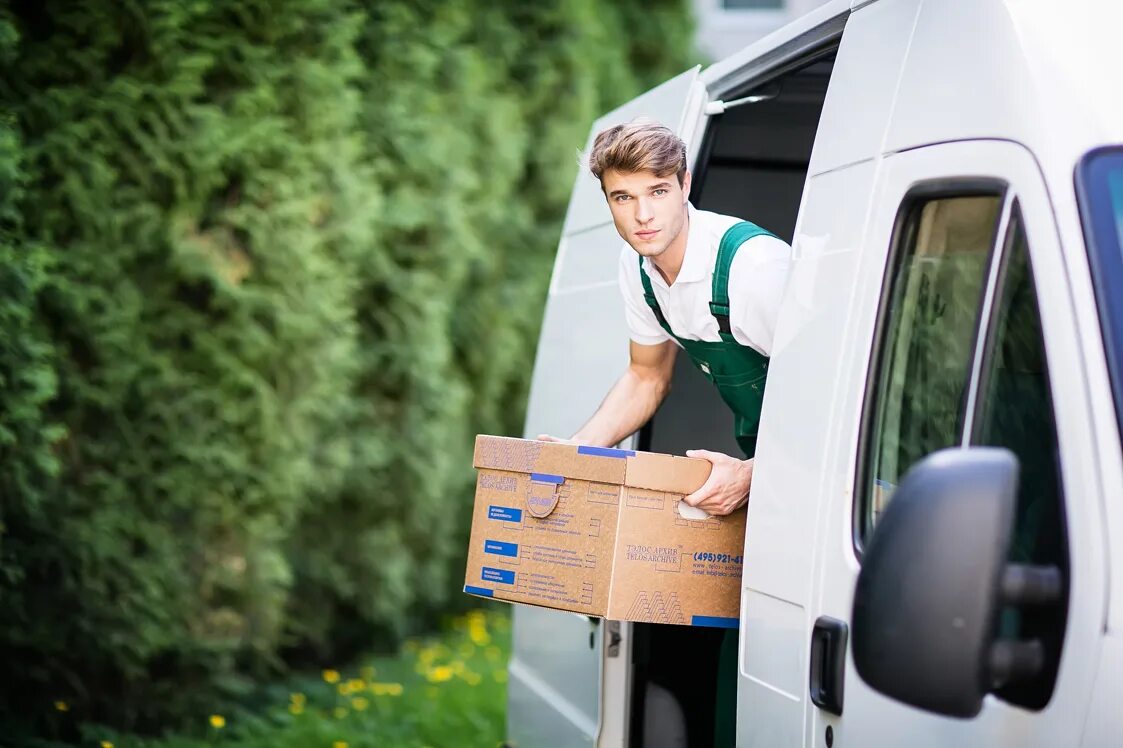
[0,0,692,731]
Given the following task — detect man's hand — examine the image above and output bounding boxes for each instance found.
[683,450,755,516]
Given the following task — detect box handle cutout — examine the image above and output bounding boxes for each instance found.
[677,501,711,521]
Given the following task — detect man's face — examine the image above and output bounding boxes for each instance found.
[602,168,692,259]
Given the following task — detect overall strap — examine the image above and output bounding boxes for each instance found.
[638,256,676,338]
[709,221,776,343]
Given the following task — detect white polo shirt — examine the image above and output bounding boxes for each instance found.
[618,204,793,356]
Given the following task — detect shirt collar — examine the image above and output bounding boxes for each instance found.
[643,203,707,288]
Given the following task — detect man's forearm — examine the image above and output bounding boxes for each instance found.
[571,368,669,448]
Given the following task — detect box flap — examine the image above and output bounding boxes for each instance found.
[624,451,711,494]
[473,435,628,485]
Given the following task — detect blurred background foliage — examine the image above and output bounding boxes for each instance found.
[0,0,693,737]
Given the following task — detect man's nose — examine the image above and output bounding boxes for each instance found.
[635,198,654,224]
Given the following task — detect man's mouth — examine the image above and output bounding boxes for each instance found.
[635,229,660,240]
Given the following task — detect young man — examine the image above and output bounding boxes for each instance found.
[541,120,792,516]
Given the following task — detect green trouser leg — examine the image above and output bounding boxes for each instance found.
[713,627,738,747]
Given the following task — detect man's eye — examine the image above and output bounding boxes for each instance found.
[615,195,631,202]
[653,189,668,196]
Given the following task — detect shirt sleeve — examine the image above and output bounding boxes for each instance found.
[728,234,793,357]
[618,246,672,346]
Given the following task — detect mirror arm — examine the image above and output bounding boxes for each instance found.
[988,639,1045,689]
[1000,564,1063,606]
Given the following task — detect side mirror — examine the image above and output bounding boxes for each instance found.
[851,448,1061,718]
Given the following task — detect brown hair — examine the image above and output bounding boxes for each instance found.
[588,120,687,187]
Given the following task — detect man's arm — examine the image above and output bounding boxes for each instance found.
[539,339,677,449]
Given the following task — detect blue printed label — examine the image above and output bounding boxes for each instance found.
[488,505,523,523]
[464,585,494,598]
[530,472,564,484]
[482,567,515,585]
[577,445,636,458]
[690,615,739,629]
[484,540,518,558]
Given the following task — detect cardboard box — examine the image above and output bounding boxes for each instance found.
[463,435,747,628]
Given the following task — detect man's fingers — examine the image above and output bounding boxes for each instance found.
[683,474,719,506]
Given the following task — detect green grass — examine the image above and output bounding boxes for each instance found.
[85,609,510,748]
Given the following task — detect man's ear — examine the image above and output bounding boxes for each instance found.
[682,170,693,203]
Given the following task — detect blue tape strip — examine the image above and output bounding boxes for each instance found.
[484,539,518,557]
[577,445,636,458]
[690,615,739,629]
[464,585,494,598]
[481,567,516,585]
[530,472,564,484]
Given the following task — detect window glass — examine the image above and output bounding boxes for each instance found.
[970,207,1066,709]
[860,195,1002,539]
[1077,148,1123,468]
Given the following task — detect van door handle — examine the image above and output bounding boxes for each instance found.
[809,616,848,716]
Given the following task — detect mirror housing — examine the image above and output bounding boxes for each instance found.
[851,447,1020,718]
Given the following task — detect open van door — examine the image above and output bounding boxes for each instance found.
[507,68,707,748]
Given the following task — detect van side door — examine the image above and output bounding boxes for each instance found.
[508,67,706,748]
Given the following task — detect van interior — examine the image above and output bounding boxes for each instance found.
[631,50,836,746]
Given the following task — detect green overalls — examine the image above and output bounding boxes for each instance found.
[639,221,775,458]
[639,221,777,748]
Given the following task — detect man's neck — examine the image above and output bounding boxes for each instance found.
[651,209,690,286]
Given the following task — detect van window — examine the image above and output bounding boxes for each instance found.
[969,205,1067,709]
[857,193,1003,541]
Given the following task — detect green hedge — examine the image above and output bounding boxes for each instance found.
[0,0,693,736]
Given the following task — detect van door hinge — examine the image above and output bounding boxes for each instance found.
[605,620,622,657]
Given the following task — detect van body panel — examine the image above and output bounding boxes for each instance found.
[739,158,879,747]
[1079,633,1123,747]
[511,66,708,748]
[804,141,1105,746]
[805,0,920,177]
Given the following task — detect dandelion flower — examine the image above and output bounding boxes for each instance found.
[334,742,348,748]
[427,665,454,683]
[100,742,114,748]
[209,714,226,729]
[351,696,369,711]
[54,701,69,712]
[323,669,341,684]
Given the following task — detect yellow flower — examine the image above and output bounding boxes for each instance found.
[387,683,403,696]
[290,692,306,706]
[427,665,454,683]
[334,742,348,748]
[462,671,482,686]
[209,714,226,729]
[288,702,304,715]
[351,696,369,711]
[322,669,341,684]
[333,706,348,719]
[54,701,69,712]
[100,742,114,748]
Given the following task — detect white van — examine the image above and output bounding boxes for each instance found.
[507,0,1123,746]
